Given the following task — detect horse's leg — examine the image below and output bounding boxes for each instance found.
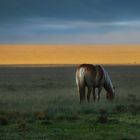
[97,86,102,101]
[92,88,96,101]
[87,87,91,103]
[79,84,86,104]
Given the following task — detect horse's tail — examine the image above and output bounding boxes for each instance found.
[76,66,86,99]
[76,67,85,87]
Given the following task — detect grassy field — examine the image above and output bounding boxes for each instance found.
[0,65,140,140]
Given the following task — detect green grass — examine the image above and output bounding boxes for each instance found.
[0,65,140,140]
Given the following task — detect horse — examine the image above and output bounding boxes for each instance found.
[76,64,115,103]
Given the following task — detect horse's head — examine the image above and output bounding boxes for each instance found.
[106,86,115,100]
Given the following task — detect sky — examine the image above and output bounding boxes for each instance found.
[0,44,140,64]
[1,0,140,44]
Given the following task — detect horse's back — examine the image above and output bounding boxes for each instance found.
[76,64,97,87]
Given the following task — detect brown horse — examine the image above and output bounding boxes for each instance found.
[76,64,115,103]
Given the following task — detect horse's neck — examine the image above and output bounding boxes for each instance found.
[95,65,104,84]
[95,65,113,92]
[103,69,113,92]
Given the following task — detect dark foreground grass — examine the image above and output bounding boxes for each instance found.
[0,113,140,140]
[0,65,140,140]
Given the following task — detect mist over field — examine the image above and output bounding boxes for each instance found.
[0,65,140,140]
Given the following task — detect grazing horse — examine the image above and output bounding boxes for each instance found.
[76,64,115,103]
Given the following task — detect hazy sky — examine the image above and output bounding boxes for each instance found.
[1,0,140,43]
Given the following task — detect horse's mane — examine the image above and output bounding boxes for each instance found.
[99,65,114,92]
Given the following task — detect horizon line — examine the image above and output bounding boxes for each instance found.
[0,63,140,67]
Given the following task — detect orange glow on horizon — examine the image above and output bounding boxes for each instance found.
[0,44,140,65]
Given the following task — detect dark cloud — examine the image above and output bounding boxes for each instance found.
[1,0,140,21]
[1,0,140,43]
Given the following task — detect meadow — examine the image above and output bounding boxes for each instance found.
[0,65,140,140]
